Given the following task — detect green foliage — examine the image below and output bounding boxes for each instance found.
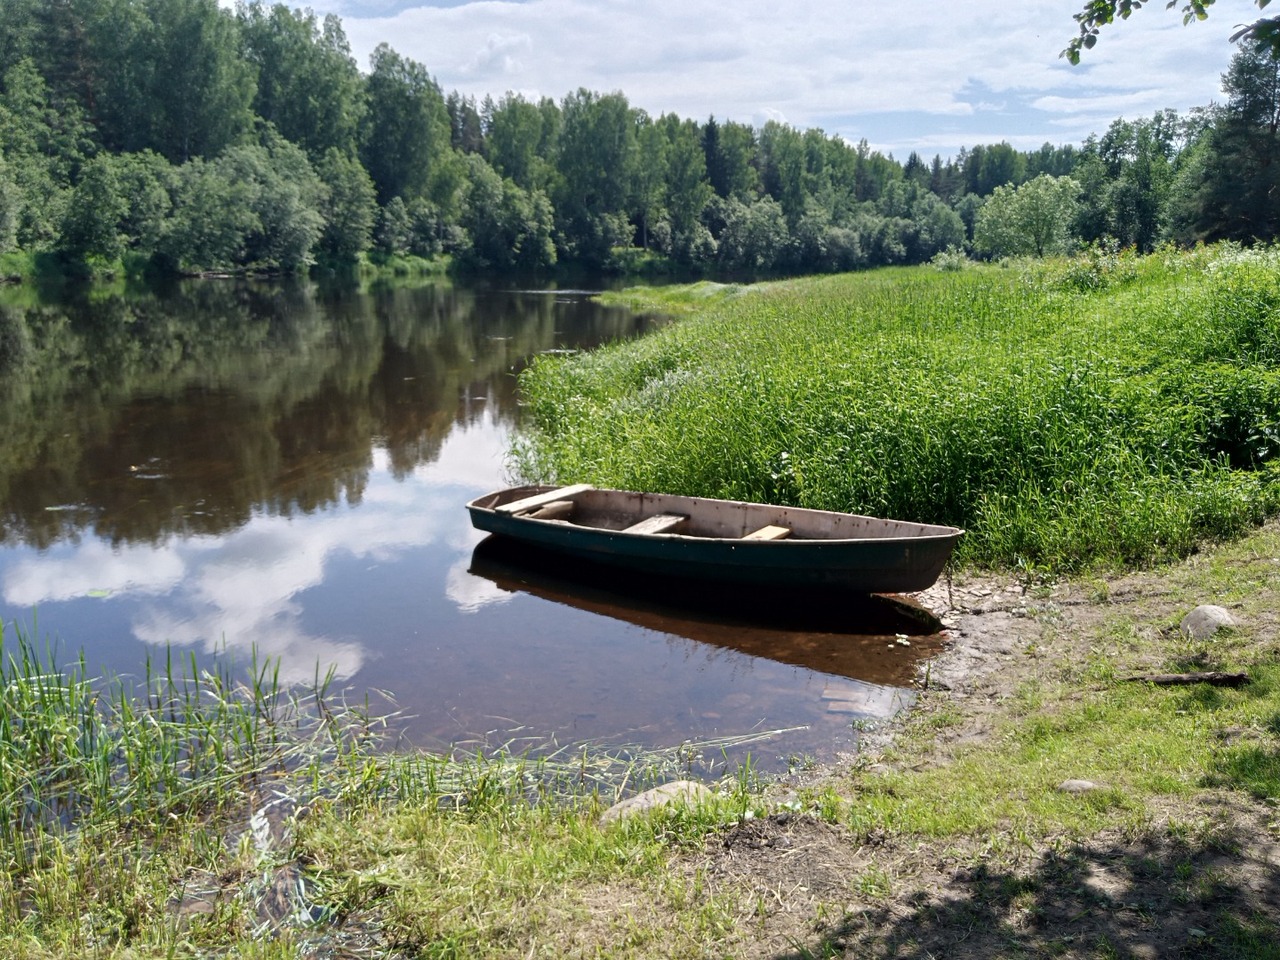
[1176,48,1280,244]
[976,174,1081,258]
[757,121,814,222]
[59,155,128,263]
[233,133,326,270]
[1074,112,1178,251]
[239,2,365,160]
[964,141,1028,196]
[703,116,759,201]
[1066,0,1280,63]
[110,150,177,255]
[457,154,556,271]
[516,248,1280,571]
[877,180,967,261]
[154,129,326,273]
[1034,238,1141,291]
[0,625,447,957]
[160,157,260,273]
[607,244,676,277]
[659,114,715,263]
[360,43,453,207]
[485,93,560,193]
[931,246,969,271]
[713,196,790,272]
[139,0,257,162]
[0,156,19,254]
[375,195,413,257]
[0,58,85,250]
[446,90,484,154]
[554,89,638,266]
[317,147,378,263]
[73,0,157,153]
[631,115,670,252]
[701,117,757,202]
[0,58,92,179]
[0,250,36,283]
[406,196,464,258]
[4,0,1280,280]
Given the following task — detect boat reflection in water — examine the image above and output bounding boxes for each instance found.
[468,534,953,734]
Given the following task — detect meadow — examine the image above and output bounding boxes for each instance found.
[515,245,1280,572]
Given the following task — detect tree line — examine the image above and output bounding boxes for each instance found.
[1,0,1278,279]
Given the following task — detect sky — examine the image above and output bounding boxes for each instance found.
[272,0,1248,159]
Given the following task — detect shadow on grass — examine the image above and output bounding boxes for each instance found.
[778,821,1280,960]
[1210,746,1280,802]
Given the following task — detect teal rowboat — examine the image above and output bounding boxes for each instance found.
[466,485,963,593]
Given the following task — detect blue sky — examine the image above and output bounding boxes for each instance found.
[281,0,1247,158]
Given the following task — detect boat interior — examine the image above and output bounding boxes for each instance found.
[474,484,951,542]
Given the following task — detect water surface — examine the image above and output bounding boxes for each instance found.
[0,278,940,772]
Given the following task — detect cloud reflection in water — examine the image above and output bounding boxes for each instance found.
[2,430,506,685]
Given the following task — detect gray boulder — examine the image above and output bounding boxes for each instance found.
[1180,605,1235,640]
[1057,779,1102,794]
[599,781,712,824]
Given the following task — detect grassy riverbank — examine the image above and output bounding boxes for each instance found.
[7,526,1280,957]
[9,250,1280,957]
[516,245,1280,572]
[0,627,764,957]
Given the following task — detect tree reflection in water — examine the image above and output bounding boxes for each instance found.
[0,279,937,771]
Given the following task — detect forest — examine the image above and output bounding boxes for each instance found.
[2,0,1279,279]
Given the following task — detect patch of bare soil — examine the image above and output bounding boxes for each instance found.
[691,799,1280,959]
[677,564,1280,959]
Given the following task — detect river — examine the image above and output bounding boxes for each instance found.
[0,276,941,773]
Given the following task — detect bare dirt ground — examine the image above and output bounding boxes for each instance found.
[683,564,1280,959]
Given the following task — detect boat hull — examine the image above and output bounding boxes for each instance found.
[467,486,963,593]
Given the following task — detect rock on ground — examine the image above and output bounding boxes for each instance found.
[1180,604,1235,640]
[599,781,712,824]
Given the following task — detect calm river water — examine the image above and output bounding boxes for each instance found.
[0,277,940,772]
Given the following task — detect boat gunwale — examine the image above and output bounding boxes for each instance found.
[466,486,965,546]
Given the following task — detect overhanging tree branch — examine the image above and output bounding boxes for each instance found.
[1064,0,1279,63]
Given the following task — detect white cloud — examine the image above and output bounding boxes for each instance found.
[1032,91,1162,116]
[315,0,1238,155]
[463,32,533,78]
[417,411,511,489]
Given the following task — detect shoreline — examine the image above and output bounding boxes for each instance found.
[717,523,1280,957]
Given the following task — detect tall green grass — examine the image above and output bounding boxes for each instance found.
[514,246,1280,570]
[0,620,770,955]
[0,621,381,953]
[0,632,352,856]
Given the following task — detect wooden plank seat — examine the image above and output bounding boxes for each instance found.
[527,500,576,520]
[623,513,688,535]
[742,524,792,541]
[496,483,594,515]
